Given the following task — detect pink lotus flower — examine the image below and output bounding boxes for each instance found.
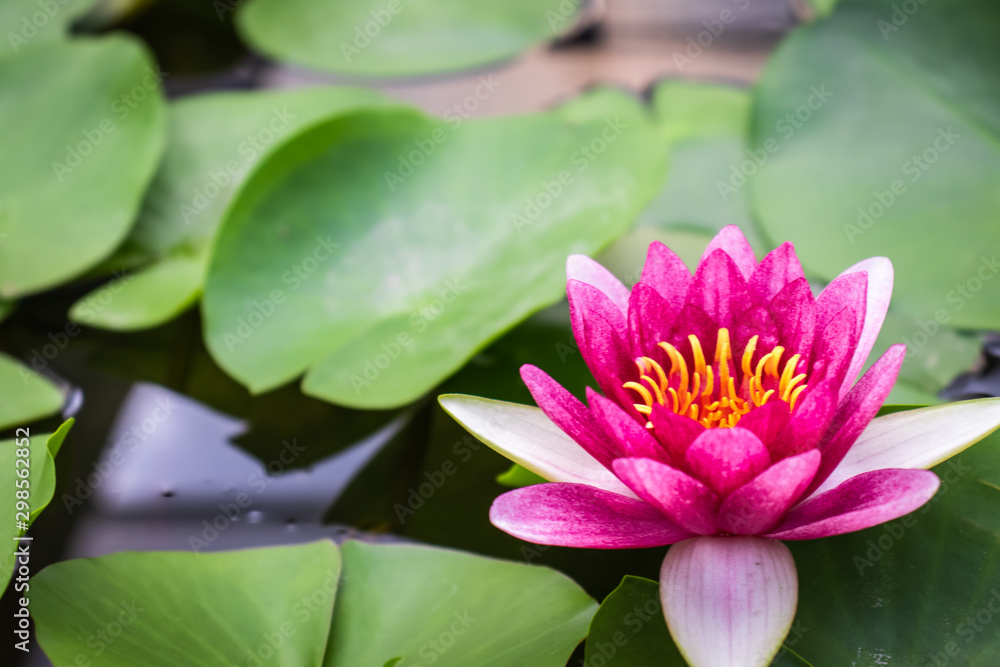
[440,226,1000,667]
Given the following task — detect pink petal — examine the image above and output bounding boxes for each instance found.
[567,254,630,317]
[686,249,750,330]
[806,345,905,496]
[568,278,627,349]
[735,400,791,447]
[648,403,706,465]
[628,282,675,356]
[807,306,861,393]
[641,241,692,312]
[580,309,636,408]
[667,304,721,358]
[767,278,816,362]
[765,468,940,540]
[767,380,838,460]
[491,483,692,548]
[718,450,821,535]
[660,536,798,667]
[588,388,669,462]
[812,398,1000,496]
[438,394,636,496]
[732,304,779,357]
[685,428,771,497]
[613,457,720,535]
[520,365,621,468]
[815,271,867,331]
[748,242,805,305]
[701,225,758,280]
[835,257,893,399]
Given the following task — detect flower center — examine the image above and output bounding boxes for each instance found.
[623,328,807,429]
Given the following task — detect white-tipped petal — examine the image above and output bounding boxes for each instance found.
[438,394,635,496]
[812,398,1000,497]
[566,254,630,316]
[660,536,798,667]
[836,257,893,398]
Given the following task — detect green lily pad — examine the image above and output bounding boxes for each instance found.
[0,0,96,59]
[1,420,73,594]
[203,92,665,408]
[0,36,165,297]
[69,87,396,331]
[0,353,63,430]
[584,576,684,666]
[32,540,341,666]
[497,463,547,487]
[324,540,597,666]
[750,0,1000,329]
[236,0,579,77]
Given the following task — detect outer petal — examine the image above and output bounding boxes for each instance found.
[748,242,805,305]
[520,365,622,468]
[700,225,758,280]
[612,458,720,535]
[641,241,691,312]
[438,394,635,496]
[580,309,636,408]
[834,257,893,398]
[766,469,940,540]
[660,536,797,667]
[811,398,1000,496]
[491,483,692,548]
[767,278,816,362]
[567,254,630,317]
[628,282,675,356]
[717,450,821,535]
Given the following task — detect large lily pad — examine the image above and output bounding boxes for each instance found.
[0,352,63,430]
[0,36,165,297]
[1,421,72,594]
[70,87,397,331]
[750,0,1000,329]
[324,541,597,666]
[236,0,578,77]
[32,541,341,666]
[203,91,665,408]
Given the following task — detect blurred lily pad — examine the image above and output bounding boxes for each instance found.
[70,87,398,331]
[0,0,96,59]
[203,92,665,408]
[0,36,165,297]
[236,0,579,77]
[751,0,1000,329]
[0,353,63,430]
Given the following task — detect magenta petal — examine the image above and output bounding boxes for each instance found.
[718,450,821,535]
[588,388,669,462]
[733,304,779,355]
[815,271,867,330]
[686,249,750,330]
[566,254,630,316]
[568,279,627,344]
[837,257,893,399]
[660,536,798,667]
[628,282,675,356]
[700,225,758,280]
[765,468,940,540]
[767,278,816,361]
[490,483,692,548]
[613,458,720,535]
[807,345,906,495]
[748,242,806,305]
[648,404,706,465]
[685,427,771,497]
[808,307,861,393]
[667,304,720,357]
[768,380,838,460]
[641,241,692,312]
[520,365,621,467]
[735,400,791,447]
[579,310,636,407]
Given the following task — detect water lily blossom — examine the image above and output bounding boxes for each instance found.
[439,226,1000,667]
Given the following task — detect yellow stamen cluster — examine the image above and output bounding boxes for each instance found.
[623,329,807,430]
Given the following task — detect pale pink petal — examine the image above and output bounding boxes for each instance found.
[613,458,720,535]
[685,427,771,497]
[811,398,1000,497]
[834,257,893,399]
[567,254,630,317]
[701,225,758,280]
[660,536,798,667]
[766,469,940,540]
[717,450,821,535]
[491,483,692,548]
[438,394,636,496]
